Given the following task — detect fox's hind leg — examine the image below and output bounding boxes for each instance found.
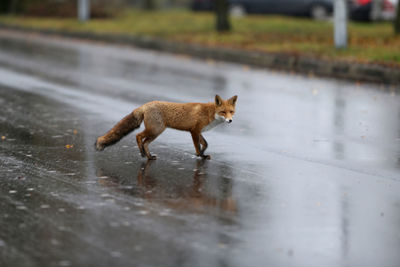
[142,134,159,160]
[136,116,165,160]
[136,129,162,160]
[136,132,147,157]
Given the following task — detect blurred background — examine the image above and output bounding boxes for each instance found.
[0,0,397,21]
[1,1,400,267]
[0,0,399,67]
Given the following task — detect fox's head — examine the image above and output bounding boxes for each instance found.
[214,95,238,123]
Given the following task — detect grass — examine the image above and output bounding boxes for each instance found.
[1,9,399,67]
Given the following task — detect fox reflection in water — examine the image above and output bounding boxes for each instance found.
[96,159,237,213]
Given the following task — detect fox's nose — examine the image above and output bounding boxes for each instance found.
[228,119,232,123]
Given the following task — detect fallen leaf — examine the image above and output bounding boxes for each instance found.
[206,59,215,65]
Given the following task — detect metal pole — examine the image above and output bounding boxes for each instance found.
[334,0,348,49]
[78,0,90,22]
[370,0,383,21]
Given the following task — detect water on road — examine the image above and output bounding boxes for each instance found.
[0,30,400,267]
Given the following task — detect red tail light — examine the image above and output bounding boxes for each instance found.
[356,0,372,5]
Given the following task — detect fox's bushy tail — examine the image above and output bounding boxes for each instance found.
[95,107,144,151]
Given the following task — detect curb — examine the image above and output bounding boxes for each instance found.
[1,23,400,84]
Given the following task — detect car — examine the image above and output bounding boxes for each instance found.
[229,0,333,19]
[191,0,334,20]
[349,0,398,21]
[191,0,214,12]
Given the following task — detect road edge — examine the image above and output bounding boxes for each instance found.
[1,23,400,85]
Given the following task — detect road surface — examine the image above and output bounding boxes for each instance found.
[0,29,400,267]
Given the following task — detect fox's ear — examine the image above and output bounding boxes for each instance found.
[215,95,223,106]
[228,95,238,105]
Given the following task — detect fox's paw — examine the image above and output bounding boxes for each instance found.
[139,147,146,158]
[201,154,211,160]
[94,140,105,151]
[147,155,157,160]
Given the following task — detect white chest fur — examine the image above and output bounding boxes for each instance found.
[202,115,225,132]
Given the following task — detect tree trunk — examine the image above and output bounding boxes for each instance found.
[395,2,400,34]
[144,0,155,10]
[9,0,19,14]
[215,0,231,32]
[0,1,10,14]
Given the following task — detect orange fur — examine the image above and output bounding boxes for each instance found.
[95,95,238,160]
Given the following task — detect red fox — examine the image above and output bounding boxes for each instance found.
[95,95,238,160]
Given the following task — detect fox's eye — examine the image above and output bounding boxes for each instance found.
[230,111,234,114]
[220,111,226,115]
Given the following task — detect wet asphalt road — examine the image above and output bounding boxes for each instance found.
[0,29,400,267]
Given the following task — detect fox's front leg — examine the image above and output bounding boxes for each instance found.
[191,132,211,160]
[199,134,210,160]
